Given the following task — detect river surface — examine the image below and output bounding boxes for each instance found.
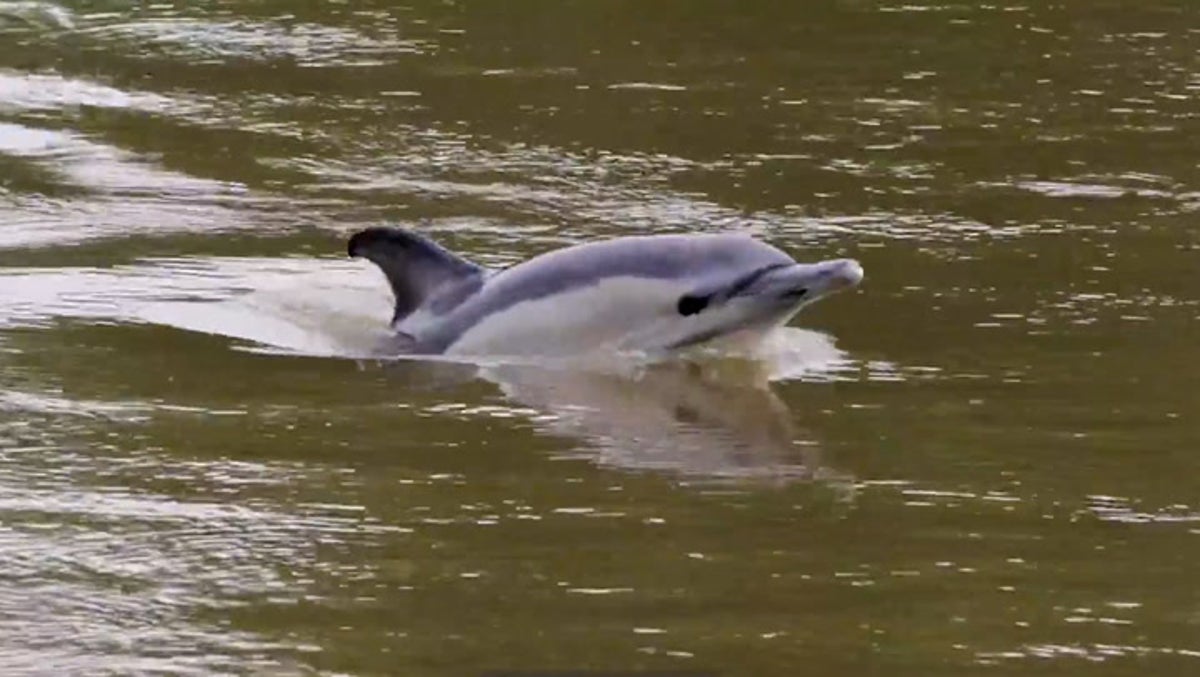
[1,2,1198,675]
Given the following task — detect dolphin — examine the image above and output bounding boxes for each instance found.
[347,227,863,357]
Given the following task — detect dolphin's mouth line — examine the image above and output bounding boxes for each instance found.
[725,262,793,299]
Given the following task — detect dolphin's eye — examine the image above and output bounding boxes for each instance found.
[782,287,808,299]
[677,294,710,316]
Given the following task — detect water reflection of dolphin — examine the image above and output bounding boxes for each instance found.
[481,360,822,482]
[380,332,855,486]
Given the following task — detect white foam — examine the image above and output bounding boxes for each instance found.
[0,257,391,356]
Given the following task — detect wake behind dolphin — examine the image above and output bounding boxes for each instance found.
[348,227,863,358]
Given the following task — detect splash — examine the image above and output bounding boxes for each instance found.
[0,1,72,30]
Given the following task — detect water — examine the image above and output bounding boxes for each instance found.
[1,1,1197,674]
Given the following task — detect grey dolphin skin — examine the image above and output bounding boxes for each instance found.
[348,227,863,357]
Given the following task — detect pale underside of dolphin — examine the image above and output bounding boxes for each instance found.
[347,227,863,358]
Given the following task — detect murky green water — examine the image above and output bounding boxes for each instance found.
[1,1,1197,675]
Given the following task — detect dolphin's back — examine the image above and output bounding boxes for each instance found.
[415,233,794,354]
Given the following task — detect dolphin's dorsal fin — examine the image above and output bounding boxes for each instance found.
[348,227,484,324]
